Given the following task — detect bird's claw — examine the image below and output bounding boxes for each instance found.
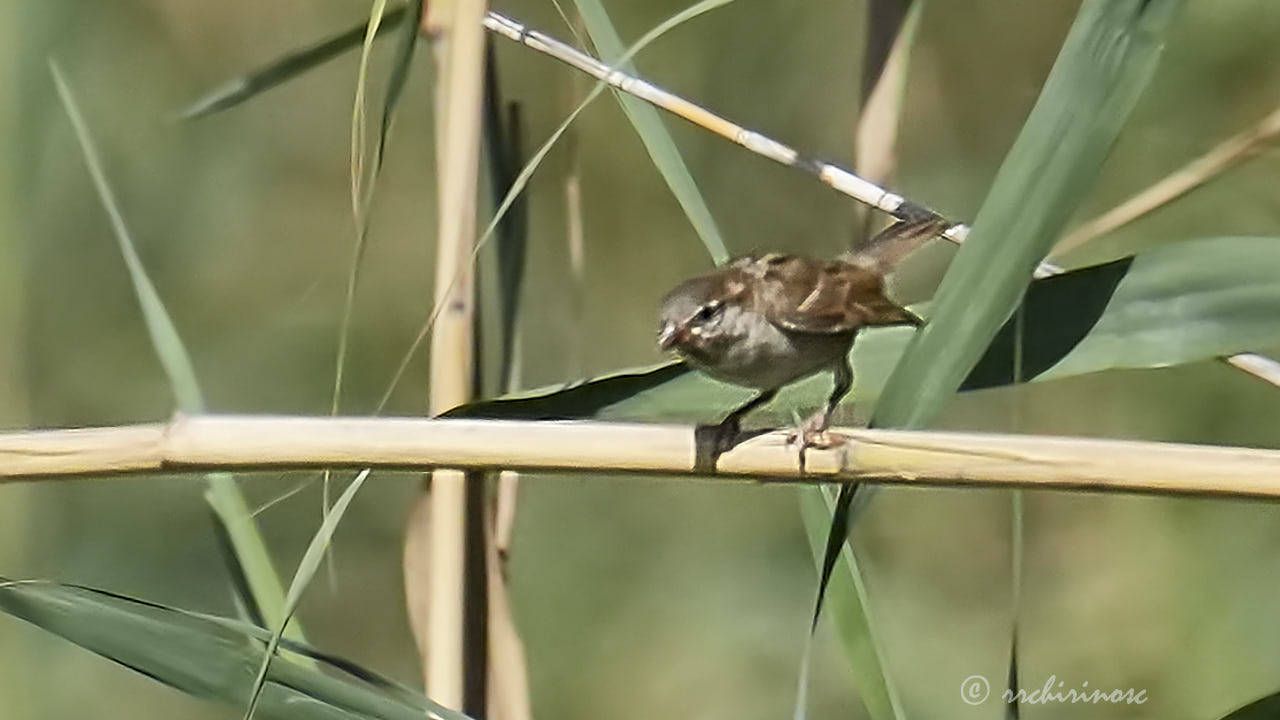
[711,417,743,456]
[787,411,842,475]
[786,411,839,451]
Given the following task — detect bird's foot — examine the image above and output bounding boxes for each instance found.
[787,410,843,475]
[786,410,840,451]
[693,416,746,471]
[711,416,744,456]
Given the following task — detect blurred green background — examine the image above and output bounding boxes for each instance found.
[2,1,1280,719]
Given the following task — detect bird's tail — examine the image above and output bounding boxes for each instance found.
[843,216,950,274]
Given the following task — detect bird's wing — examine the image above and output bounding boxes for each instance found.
[743,254,920,334]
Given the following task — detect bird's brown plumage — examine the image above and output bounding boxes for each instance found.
[730,252,920,334]
[655,216,948,454]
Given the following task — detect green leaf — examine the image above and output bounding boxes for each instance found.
[809,3,927,716]
[571,0,730,263]
[815,3,1183,718]
[451,236,1280,422]
[481,47,529,390]
[380,0,743,406]
[50,60,303,647]
[178,5,411,120]
[797,489,902,720]
[375,0,425,170]
[1219,691,1280,720]
[1036,237,1278,381]
[446,361,689,419]
[0,579,467,720]
[871,0,1185,430]
[471,0,742,269]
[245,471,370,720]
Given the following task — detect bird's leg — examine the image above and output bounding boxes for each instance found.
[711,388,778,455]
[789,358,853,450]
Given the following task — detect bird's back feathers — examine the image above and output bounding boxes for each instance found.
[732,253,919,333]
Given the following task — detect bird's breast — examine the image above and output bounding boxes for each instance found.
[682,312,854,390]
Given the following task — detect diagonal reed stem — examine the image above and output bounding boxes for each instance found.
[478,10,1279,389]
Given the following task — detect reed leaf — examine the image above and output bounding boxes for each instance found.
[571,0,729,263]
[377,0,741,407]
[812,3,1184,717]
[244,471,369,720]
[803,4,927,716]
[872,0,1185,430]
[376,0,425,169]
[797,488,902,720]
[49,60,302,646]
[1220,692,1280,720]
[0,579,466,720]
[452,235,1275,422]
[178,5,411,119]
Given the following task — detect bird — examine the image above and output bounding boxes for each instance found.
[656,217,947,453]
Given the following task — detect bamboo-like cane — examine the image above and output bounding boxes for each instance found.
[1053,105,1280,389]
[410,0,491,710]
[1055,105,1280,256]
[481,12,969,244]
[479,10,1280,382]
[5,416,1280,500]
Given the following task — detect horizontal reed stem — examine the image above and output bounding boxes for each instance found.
[4,415,1279,500]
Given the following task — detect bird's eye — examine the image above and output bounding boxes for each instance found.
[694,300,723,322]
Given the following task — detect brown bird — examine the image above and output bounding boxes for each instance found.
[657,217,946,452]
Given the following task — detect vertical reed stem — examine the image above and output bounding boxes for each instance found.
[404,0,490,712]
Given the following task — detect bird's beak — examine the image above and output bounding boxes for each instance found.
[657,322,680,351]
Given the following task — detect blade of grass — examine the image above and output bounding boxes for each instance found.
[571,0,729,263]
[178,5,411,120]
[1005,306,1027,720]
[327,0,422,594]
[320,0,397,598]
[49,60,303,646]
[806,1,1185,714]
[350,1,391,240]
[403,6,738,689]
[1055,103,1280,257]
[797,4,925,717]
[564,125,588,379]
[797,488,903,720]
[0,579,467,720]
[205,480,299,638]
[1050,101,1280,400]
[376,0,743,410]
[483,48,529,381]
[376,0,427,169]
[208,505,267,629]
[54,65,200,410]
[1005,472,1024,719]
[242,471,370,720]
[873,0,1184,429]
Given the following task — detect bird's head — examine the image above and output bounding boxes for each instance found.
[656,271,749,362]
